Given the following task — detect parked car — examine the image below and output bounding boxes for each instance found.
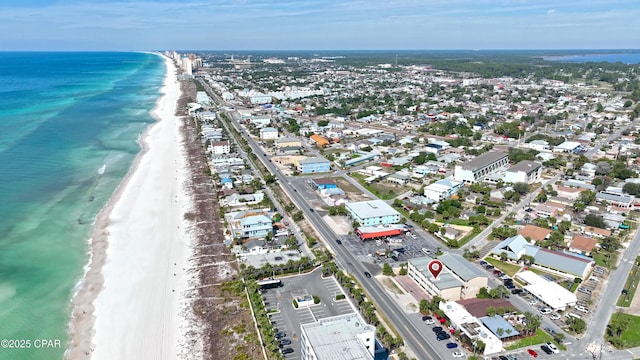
[281,347,294,355]
[539,307,552,315]
[437,333,451,341]
[452,351,465,358]
[528,299,538,306]
[432,326,443,333]
[275,332,287,339]
[485,265,495,270]
[278,339,292,346]
[575,305,590,313]
[446,342,458,349]
[527,348,538,357]
[423,316,435,325]
[578,287,592,294]
[549,313,561,321]
[479,260,487,266]
[540,345,552,354]
[511,289,524,295]
[546,342,560,354]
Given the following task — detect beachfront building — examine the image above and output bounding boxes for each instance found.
[345,200,401,226]
[259,127,279,139]
[407,255,488,301]
[454,152,509,184]
[295,157,331,174]
[226,209,273,239]
[300,313,379,360]
[423,179,463,203]
[596,190,635,208]
[503,160,542,184]
[210,141,231,155]
[196,91,212,106]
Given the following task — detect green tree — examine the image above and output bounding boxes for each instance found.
[382,263,395,276]
[567,316,587,333]
[584,214,607,229]
[292,211,304,221]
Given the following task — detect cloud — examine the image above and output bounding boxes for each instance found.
[547,9,556,16]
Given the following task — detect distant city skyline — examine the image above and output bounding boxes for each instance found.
[1,0,638,51]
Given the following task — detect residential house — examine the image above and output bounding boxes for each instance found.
[583,226,612,238]
[518,225,552,243]
[568,235,598,256]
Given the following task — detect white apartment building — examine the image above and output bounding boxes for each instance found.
[454,152,510,184]
[503,160,542,184]
[259,127,279,139]
[210,141,231,155]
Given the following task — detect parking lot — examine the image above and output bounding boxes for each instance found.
[261,268,355,359]
[340,231,438,265]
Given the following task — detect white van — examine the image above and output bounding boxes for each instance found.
[566,312,582,320]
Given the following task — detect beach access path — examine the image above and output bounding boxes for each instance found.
[66,55,194,360]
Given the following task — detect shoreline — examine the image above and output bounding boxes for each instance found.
[65,54,194,359]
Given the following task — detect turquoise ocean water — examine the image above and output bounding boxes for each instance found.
[0,52,164,360]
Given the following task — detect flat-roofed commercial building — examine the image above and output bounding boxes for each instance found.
[345,200,401,226]
[300,313,376,360]
[408,254,488,301]
[454,152,509,184]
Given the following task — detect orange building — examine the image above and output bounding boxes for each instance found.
[310,134,330,147]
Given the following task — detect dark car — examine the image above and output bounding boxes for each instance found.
[364,271,372,278]
[281,347,294,355]
[422,315,433,321]
[309,208,315,212]
[485,265,495,270]
[336,239,342,245]
[511,289,524,295]
[479,260,488,266]
[499,356,509,360]
[279,339,291,346]
[446,342,458,349]
[506,283,516,289]
[432,326,443,333]
[275,332,286,339]
[540,345,553,354]
[436,333,451,341]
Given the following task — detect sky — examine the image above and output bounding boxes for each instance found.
[0,0,638,51]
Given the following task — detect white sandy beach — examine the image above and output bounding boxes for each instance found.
[66,55,194,360]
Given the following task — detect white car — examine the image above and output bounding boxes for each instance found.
[539,307,552,314]
[549,313,561,320]
[528,299,538,306]
[452,351,465,358]
[422,248,432,255]
[546,342,560,354]
[575,305,590,313]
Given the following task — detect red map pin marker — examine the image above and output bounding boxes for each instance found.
[428,259,443,279]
